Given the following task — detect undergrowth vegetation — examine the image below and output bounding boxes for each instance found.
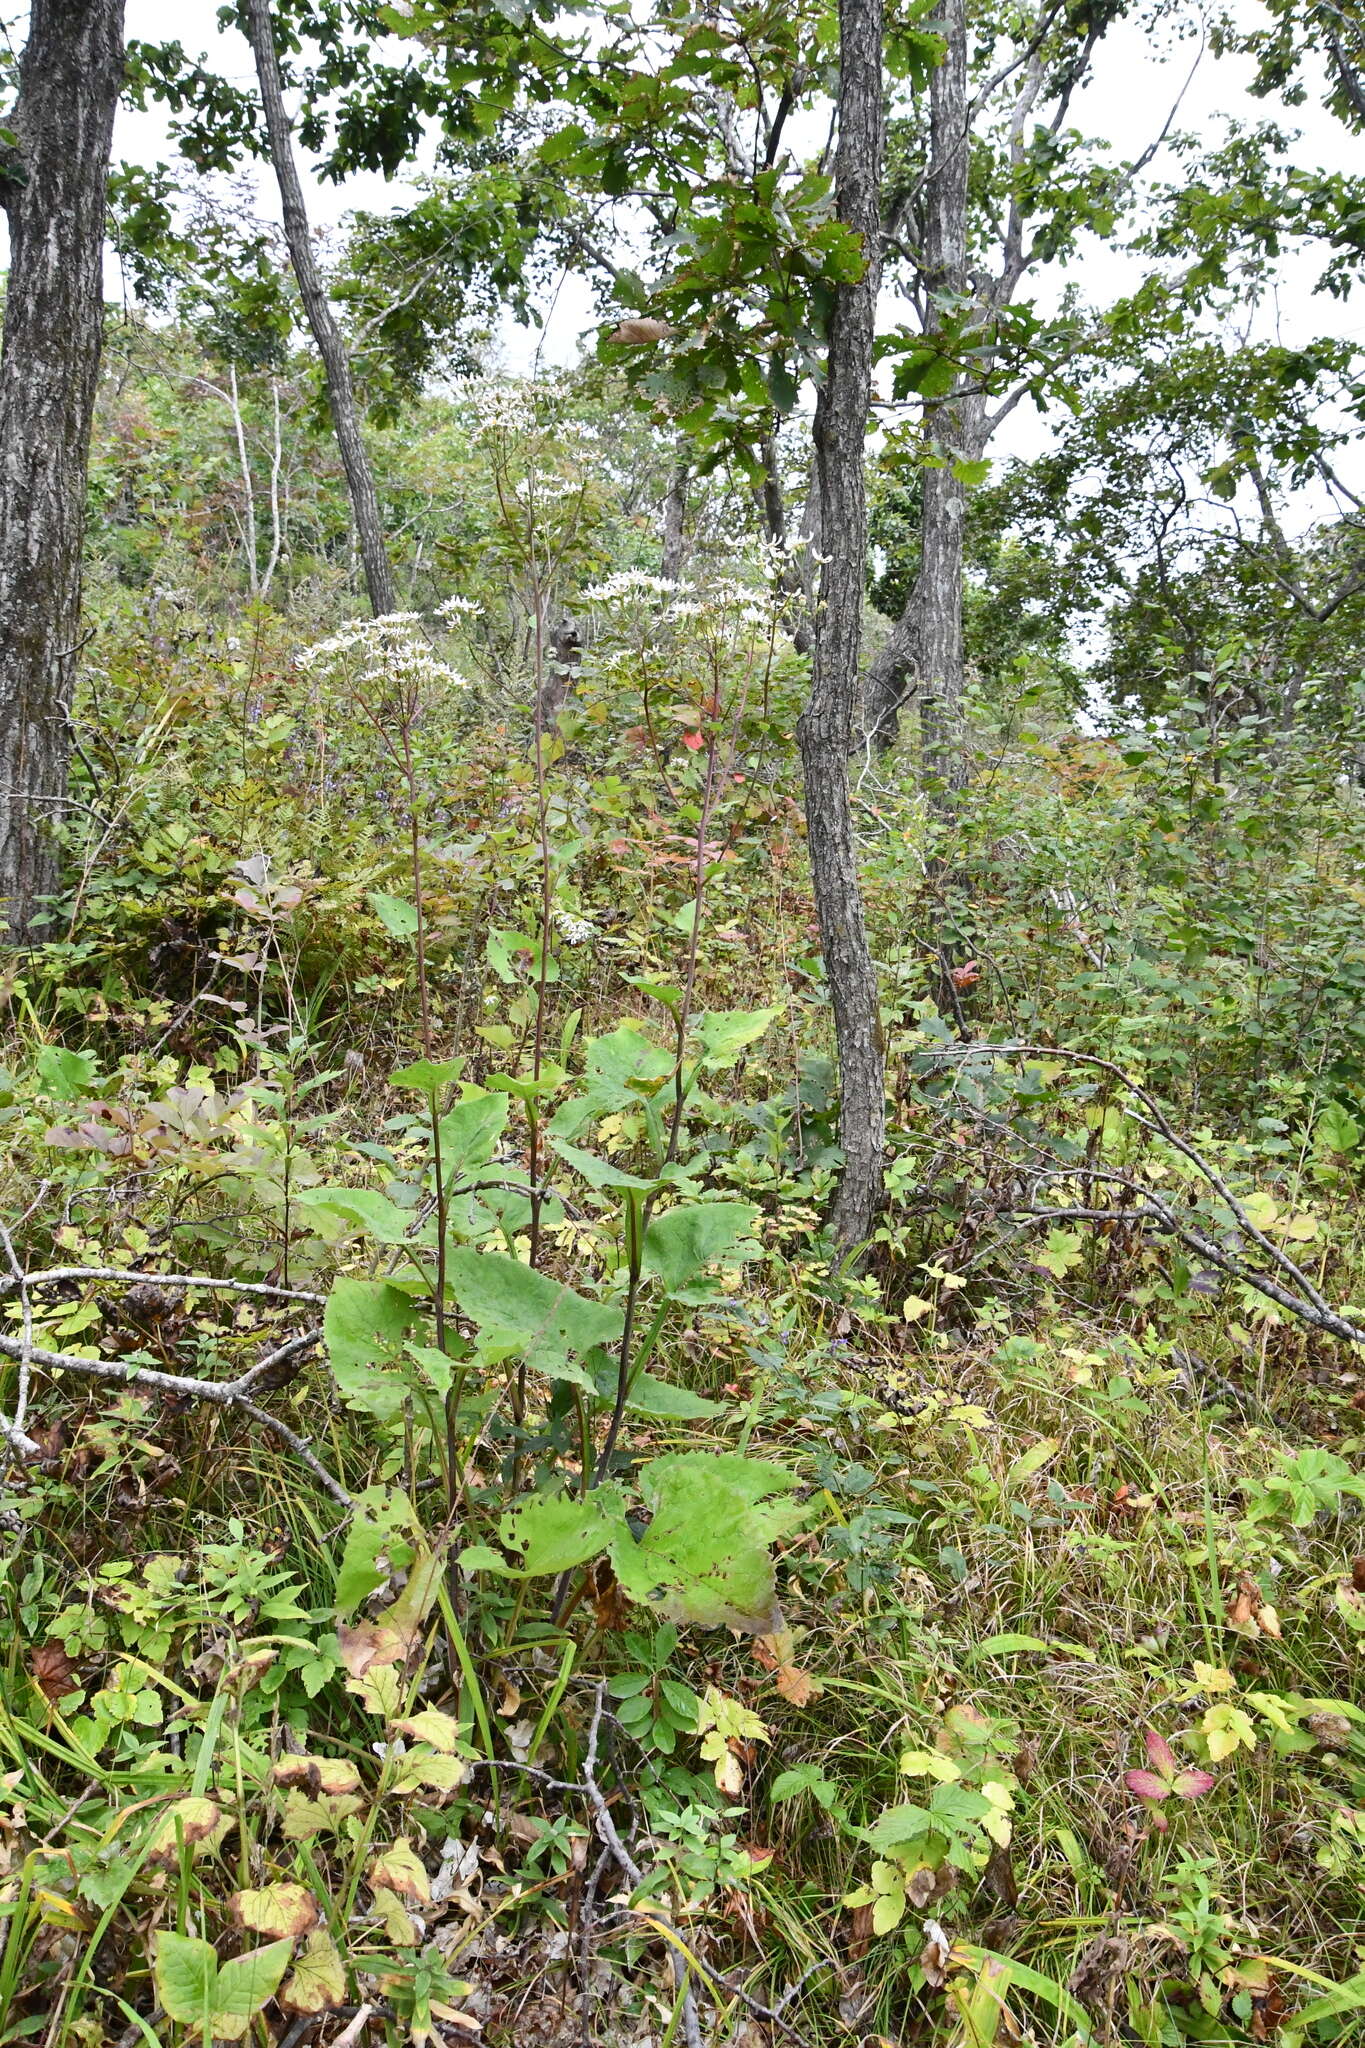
[4,369,1365,2048]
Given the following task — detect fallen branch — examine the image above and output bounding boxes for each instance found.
[0,1325,346,1505]
[922,1042,1365,1352]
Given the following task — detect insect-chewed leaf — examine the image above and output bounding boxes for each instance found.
[280,1927,347,2016]
[369,1837,431,1904]
[146,1796,223,1864]
[229,1882,320,1938]
[610,1453,806,1633]
[394,1707,464,1753]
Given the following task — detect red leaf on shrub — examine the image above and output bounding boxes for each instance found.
[681,731,704,751]
[1172,1768,1215,1799]
[1123,1769,1170,1801]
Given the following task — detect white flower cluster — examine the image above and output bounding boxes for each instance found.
[554,908,597,947]
[296,612,467,696]
[466,379,538,437]
[436,594,483,620]
[583,570,686,603]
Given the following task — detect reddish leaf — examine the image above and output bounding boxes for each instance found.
[681,730,704,752]
[1172,1768,1216,1799]
[30,1642,77,1704]
[1144,1730,1177,1778]
[1123,1769,1169,1801]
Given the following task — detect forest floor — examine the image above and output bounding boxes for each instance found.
[1,595,1364,2048]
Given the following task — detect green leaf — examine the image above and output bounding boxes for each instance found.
[152,1932,292,2039]
[445,1249,623,1379]
[610,1453,807,1632]
[36,1045,102,1100]
[369,890,419,938]
[459,1486,628,1578]
[551,1138,663,1192]
[208,1941,294,2039]
[153,1932,217,2027]
[334,1486,415,1615]
[642,1201,759,1291]
[967,1633,1057,1660]
[692,1006,783,1065]
[621,1372,725,1420]
[324,1278,421,1423]
[548,1023,673,1140]
[390,1056,465,1093]
[438,1092,509,1171]
[295,1186,423,1247]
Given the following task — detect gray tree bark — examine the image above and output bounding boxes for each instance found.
[0,0,125,942]
[661,457,689,581]
[796,0,886,1251]
[244,0,397,618]
[864,0,978,776]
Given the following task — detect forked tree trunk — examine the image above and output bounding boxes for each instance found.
[864,0,976,781]
[0,0,125,942]
[244,0,397,618]
[796,0,886,1251]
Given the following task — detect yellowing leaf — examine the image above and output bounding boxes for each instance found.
[1202,1703,1257,1761]
[271,1755,363,1797]
[1193,1661,1236,1693]
[902,1294,934,1323]
[280,1790,365,1841]
[146,1796,223,1864]
[281,1928,347,2016]
[369,1838,431,1904]
[394,1708,464,1754]
[898,1750,961,1783]
[1242,1191,1279,1229]
[229,1882,319,1938]
[370,1884,419,1945]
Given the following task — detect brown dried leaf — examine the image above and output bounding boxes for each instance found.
[605,316,675,346]
[30,1642,77,1705]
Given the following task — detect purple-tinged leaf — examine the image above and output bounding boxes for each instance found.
[1172,1768,1216,1799]
[1124,1769,1170,1801]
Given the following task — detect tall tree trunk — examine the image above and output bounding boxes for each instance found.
[244,0,397,618]
[796,0,886,1252]
[0,0,125,943]
[661,456,689,581]
[864,0,977,778]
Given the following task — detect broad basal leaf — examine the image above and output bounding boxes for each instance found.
[610,1453,807,1632]
[445,1249,622,1381]
[324,1278,421,1421]
[642,1201,760,1292]
[460,1485,628,1579]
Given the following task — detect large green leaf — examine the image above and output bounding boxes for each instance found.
[459,1485,628,1578]
[209,1941,295,2040]
[323,1278,421,1422]
[438,1092,508,1172]
[547,1023,674,1140]
[691,1006,783,1067]
[610,1453,807,1632]
[445,1250,622,1380]
[295,1186,425,1247]
[642,1201,760,1292]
